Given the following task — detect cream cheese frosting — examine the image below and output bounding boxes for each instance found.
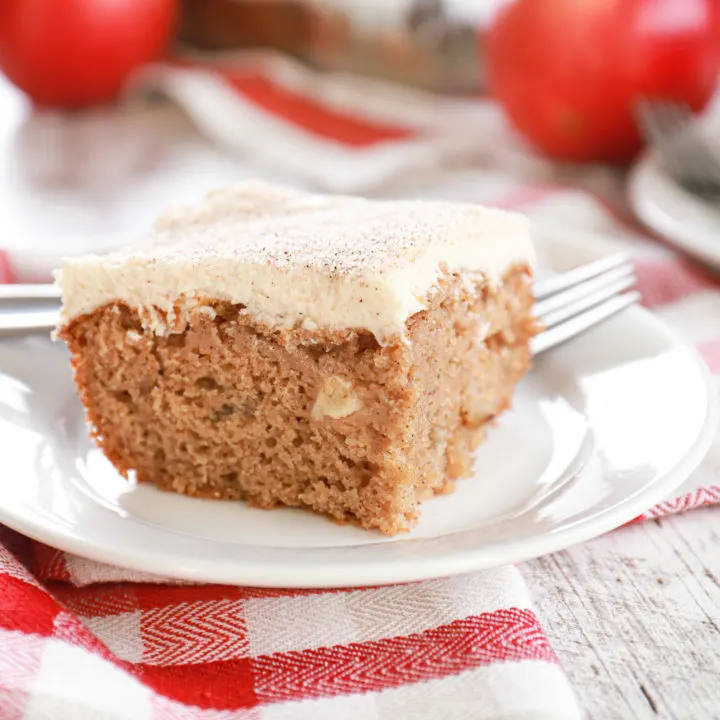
[56,182,534,339]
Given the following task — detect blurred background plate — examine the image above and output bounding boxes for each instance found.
[628,110,720,272]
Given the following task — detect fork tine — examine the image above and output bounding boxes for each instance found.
[635,98,662,145]
[667,101,716,174]
[532,291,640,355]
[538,274,636,330]
[534,253,630,301]
[635,98,671,145]
[0,284,62,301]
[636,98,720,195]
[535,261,634,317]
[637,100,686,176]
[638,100,682,154]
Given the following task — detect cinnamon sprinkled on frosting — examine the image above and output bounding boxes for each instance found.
[56,182,534,339]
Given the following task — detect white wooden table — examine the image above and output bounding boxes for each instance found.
[525,510,720,719]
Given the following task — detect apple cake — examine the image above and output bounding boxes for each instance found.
[56,182,536,535]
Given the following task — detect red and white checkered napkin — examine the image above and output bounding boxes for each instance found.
[1,54,719,720]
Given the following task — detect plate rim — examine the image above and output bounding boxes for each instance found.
[628,150,720,270]
[0,306,716,588]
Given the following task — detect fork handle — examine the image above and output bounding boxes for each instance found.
[0,284,61,301]
[0,310,59,334]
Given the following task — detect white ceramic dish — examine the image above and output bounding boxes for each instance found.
[0,295,715,587]
[629,129,720,271]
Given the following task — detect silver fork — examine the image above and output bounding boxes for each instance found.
[532,253,639,355]
[0,255,639,353]
[0,283,62,333]
[635,99,720,199]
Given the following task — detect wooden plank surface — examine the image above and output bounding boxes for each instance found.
[523,509,720,719]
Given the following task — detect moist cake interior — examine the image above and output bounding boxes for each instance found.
[57,183,536,535]
[61,267,534,535]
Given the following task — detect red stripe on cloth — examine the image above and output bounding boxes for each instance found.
[218,72,415,147]
[698,338,720,374]
[575,187,659,238]
[0,568,126,667]
[132,583,353,612]
[490,184,655,237]
[253,608,555,705]
[0,576,61,636]
[52,584,141,617]
[235,586,355,599]
[0,529,34,573]
[491,184,567,210]
[134,584,247,612]
[140,598,250,667]
[138,658,258,710]
[634,258,720,308]
[0,251,15,284]
[32,545,71,583]
[133,608,552,710]
[641,486,720,520]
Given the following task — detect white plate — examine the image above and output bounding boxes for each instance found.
[629,130,720,271]
[0,301,716,588]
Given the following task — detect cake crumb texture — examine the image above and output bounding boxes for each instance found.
[60,266,536,535]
